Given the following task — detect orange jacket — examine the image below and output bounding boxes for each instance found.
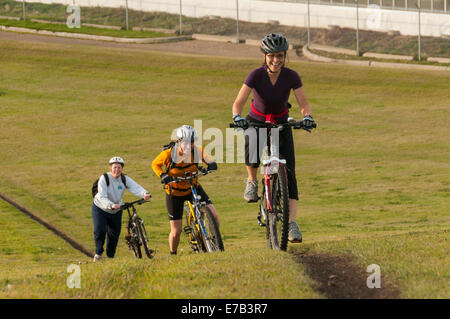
[152,144,213,196]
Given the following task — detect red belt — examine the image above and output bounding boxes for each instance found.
[251,100,289,124]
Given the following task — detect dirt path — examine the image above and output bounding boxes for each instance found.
[292,252,401,299]
[0,30,306,61]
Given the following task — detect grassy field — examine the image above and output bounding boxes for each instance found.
[0,36,449,298]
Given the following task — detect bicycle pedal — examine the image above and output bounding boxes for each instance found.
[256,215,266,227]
[183,226,192,234]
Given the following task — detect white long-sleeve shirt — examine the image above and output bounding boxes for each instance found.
[93,172,149,214]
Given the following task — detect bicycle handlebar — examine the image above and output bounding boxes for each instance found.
[165,166,214,185]
[229,119,316,131]
[121,199,150,210]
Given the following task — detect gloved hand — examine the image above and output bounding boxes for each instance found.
[207,162,218,172]
[233,114,247,129]
[301,115,315,131]
[160,173,173,184]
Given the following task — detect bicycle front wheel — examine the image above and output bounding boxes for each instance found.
[199,205,224,252]
[136,219,153,259]
[185,203,204,253]
[267,165,290,251]
[127,222,142,258]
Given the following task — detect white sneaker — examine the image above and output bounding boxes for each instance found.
[288,221,303,243]
[93,254,102,262]
[244,179,259,203]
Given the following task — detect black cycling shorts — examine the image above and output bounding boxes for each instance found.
[244,116,299,200]
[165,184,212,221]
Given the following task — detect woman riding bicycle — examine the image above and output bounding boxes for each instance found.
[92,156,151,262]
[152,125,219,255]
[231,33,316,243]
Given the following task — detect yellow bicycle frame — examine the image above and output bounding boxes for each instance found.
[186,201,201,246]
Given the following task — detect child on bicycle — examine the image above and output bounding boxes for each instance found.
[152,125,219,255]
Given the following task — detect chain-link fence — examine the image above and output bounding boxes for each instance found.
[0,0,448,59]
[267,0,449,13]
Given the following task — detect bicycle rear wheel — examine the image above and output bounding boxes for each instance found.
[199,205,224,252]
[266,165,290,251]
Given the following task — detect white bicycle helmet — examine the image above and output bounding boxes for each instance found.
[109,156,124,166]
[176,125,198,143]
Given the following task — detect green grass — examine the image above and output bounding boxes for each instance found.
[0,37,449,298]
[0,18,171,38]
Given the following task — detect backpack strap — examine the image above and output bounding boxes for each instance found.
[103,173,110,186]
[121,174,127,188]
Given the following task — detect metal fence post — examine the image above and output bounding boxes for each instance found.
[356,0,360,56]
[125,0,129,30]
[179,0,183,35]
[236,0,240,44]
[417,1,421,61]
[22,0,26,21]
[307,0,311,48]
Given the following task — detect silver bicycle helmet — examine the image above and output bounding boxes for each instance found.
[260,33,289,54]
[176,125,198,143]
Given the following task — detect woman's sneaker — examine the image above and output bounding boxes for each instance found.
[244,179,259,203]
[93,254,102,262]
[288,221,303,243]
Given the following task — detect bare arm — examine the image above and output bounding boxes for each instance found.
[293,87,312,117]
[232,84,252,116]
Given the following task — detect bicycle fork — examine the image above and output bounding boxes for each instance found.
[257,167,272,227]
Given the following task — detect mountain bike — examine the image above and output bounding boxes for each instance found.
[167,168,224,253]
[122,199,155,259]
[230,118,316,251]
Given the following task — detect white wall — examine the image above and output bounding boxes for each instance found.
[21,0,450,37]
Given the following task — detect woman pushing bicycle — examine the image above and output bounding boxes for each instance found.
[231,33,316,243]
[92,157,151,262]
[152,125,219,255]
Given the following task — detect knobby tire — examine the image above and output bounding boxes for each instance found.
[129,222,142,258]
[267,166,290,251]
[199,205,224,252]
[137,219,153,259]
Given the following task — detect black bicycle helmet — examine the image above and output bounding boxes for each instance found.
[260,33,289,54]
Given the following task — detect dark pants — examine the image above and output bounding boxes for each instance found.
[244,116,299,200]
[91,203,123,258]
